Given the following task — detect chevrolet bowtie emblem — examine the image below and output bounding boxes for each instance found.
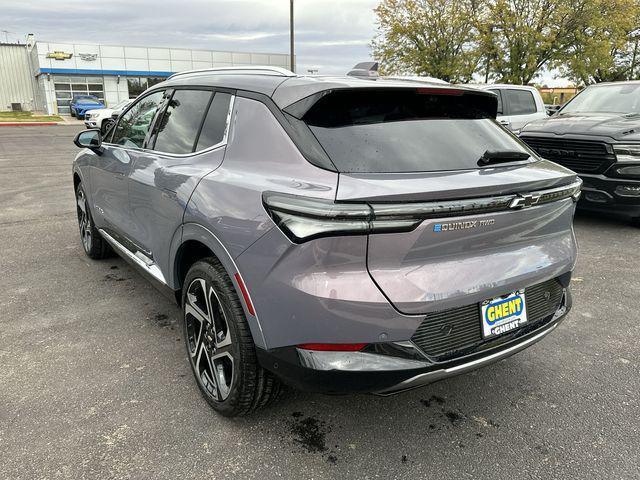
[510,193,541,209]
[46,51,73,60]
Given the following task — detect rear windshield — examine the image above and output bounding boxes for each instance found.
[303,90,530,173]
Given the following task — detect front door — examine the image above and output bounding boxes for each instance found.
[94,89,165,240]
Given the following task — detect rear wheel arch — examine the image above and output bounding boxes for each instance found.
[174,239,216,295]
[172,223,267,348]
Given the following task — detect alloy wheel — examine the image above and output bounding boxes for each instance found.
[76,188,92,252]
[184,278,234,401]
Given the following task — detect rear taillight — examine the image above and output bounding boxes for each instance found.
[262,192,419,243]
[263,179,581,244]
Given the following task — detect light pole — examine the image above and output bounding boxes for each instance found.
[289,0,295,73]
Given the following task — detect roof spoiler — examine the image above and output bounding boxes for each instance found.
[347,62,379,80]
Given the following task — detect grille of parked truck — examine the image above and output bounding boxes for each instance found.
[520,81,640,224]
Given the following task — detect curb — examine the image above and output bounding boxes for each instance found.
[0,122,60,127]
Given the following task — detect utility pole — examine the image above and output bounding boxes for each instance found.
[290,0,295,73]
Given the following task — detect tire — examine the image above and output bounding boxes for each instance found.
[71,110,76,118]
[75,183,111,259]
[182,258,281,416]
[101,119,114,136]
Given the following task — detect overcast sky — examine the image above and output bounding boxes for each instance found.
[1,0,377,75]
[1,0,565,85]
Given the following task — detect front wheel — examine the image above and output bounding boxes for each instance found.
[75,183,111,259]
[182,258,281,416]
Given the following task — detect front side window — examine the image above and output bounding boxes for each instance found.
[153,90,213,154]
[111,91,164,148]
[505,89,536,115]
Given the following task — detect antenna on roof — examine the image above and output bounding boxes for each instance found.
[347,62,379,80]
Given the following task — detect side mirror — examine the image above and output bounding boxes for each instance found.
[74,129,103,151]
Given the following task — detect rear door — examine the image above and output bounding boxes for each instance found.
[298,87,578,315]
[502,88,543,131]
[127,88,234,276]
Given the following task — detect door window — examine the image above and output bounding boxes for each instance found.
[504,89,537,115]
[110,91,164,148]
[153,90,213,154]
[195,92,233,151]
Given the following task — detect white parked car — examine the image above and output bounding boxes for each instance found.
[84,99,133,133]
[474,84,547,133]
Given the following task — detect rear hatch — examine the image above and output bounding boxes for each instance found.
[296,86,579,315]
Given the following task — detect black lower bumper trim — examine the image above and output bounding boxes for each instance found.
[257,301,570,395]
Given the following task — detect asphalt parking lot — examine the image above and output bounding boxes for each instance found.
[1,125,639,479]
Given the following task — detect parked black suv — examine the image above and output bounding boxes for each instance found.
[520,81,640,223]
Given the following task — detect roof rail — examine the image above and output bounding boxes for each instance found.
[168,66,296,80]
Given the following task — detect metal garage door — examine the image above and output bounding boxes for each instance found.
[53,76,104,114]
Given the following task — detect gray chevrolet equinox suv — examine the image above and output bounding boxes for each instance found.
[72,66,580,416]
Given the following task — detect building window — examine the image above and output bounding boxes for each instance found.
[127,77,146,98]
[127,77,166,99]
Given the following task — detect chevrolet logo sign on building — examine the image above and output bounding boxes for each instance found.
[46,51,73,60]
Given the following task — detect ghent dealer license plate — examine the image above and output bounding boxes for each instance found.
[480,289,527,339]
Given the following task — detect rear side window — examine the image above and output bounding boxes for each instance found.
[111,91,164,148]
[153,89,212,154]
[505,89,537,115]
[303,89,529,173]
[195,92,232,151]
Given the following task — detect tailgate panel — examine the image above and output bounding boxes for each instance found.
[367,200,576,315]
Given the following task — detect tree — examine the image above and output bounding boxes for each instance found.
[561,0,640,84]
[371,0,481,82]
[481,0,594,84]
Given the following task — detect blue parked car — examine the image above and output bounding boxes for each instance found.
[70,95,105,119]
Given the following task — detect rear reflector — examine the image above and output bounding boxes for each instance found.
[297,343,368,351]
[234,273,255,316]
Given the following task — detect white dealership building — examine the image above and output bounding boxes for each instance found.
[0,36,291,114]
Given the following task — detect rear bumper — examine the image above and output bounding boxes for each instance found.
[578,174,640,219]
[257,289,571,395]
